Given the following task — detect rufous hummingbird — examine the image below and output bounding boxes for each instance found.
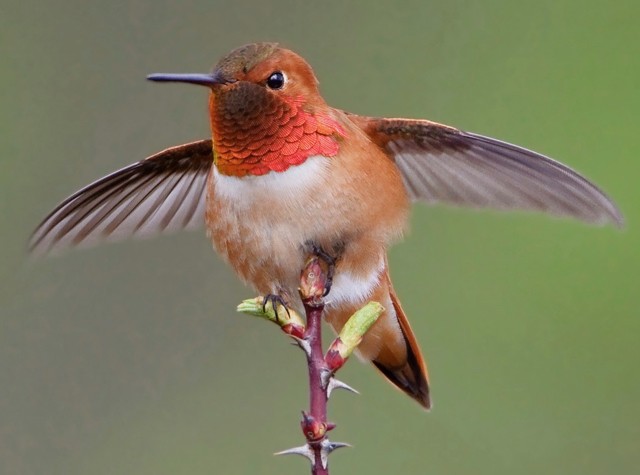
[30,43,622,409]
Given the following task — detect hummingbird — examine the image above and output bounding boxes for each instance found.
[30,42,622,409]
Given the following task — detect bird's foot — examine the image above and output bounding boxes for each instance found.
[263,294,291,323]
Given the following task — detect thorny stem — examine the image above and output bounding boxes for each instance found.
[302,298,329,475]
[238,255,382,474]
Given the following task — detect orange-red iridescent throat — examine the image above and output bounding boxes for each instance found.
[209,86,346,177]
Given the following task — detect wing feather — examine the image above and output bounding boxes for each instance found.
[355,116,623,226]
[30,139,213,255]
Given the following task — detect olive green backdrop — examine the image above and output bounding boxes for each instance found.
[2,1,638,474]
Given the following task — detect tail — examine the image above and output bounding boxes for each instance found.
[372,272,431,409]
[324,264,431,409]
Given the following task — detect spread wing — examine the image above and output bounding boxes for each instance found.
[354,116,622,226]
[29,139,213,255]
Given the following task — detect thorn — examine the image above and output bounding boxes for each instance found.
[320,368,333,389]
[326,377,360,397]
[319,439,351,469]
[274,444,315,465]
[326,440,352,452]
[290,336,311,356]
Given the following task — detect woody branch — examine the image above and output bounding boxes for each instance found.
[237,254,383,474]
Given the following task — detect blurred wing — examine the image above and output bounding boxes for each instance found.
[355,116,622,226]
[30,139,213,255]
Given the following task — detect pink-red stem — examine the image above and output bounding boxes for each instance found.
[302,299,329,475]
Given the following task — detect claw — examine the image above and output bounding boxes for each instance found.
[274,444,315,464]
[263,294,291,321]
[323,262,336,297]
[238,296,305,338]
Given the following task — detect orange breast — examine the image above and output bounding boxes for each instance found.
[209,85,346,177]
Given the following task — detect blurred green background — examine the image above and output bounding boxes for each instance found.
[2,1,638,474]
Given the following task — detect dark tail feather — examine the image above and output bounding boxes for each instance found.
[373,275,431,409]
[372,341,431,409]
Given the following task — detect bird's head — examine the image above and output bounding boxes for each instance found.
[148,43,346,177]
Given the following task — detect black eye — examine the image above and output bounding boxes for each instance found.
[266,71,285,90]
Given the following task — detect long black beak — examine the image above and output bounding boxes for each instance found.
[146,71,234,87]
